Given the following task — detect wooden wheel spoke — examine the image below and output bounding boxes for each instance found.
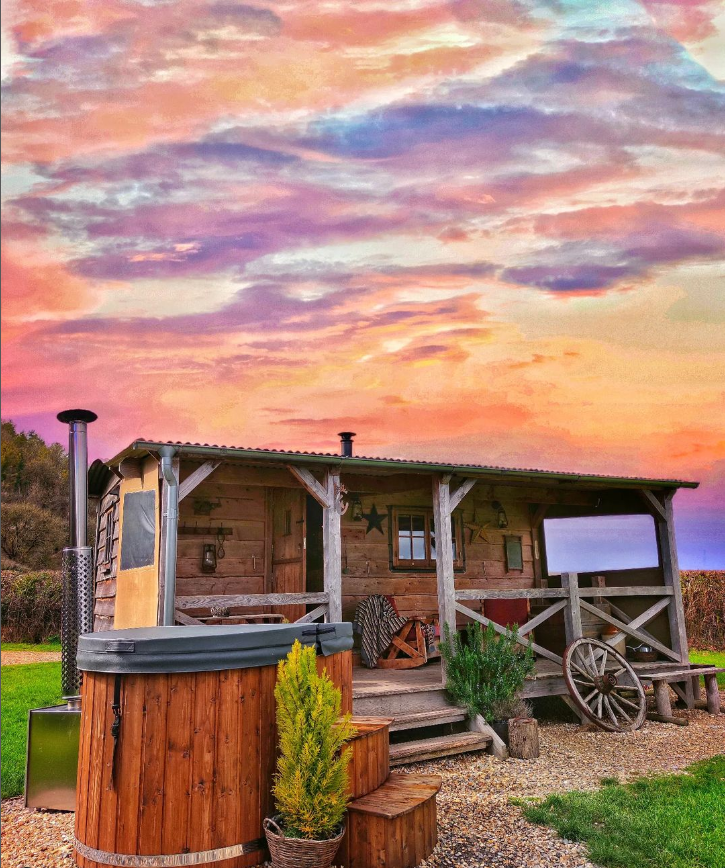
[564,637,646,734]
[609,694,632,722]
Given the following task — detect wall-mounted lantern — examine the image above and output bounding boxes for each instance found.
[201,543,217,573]
[492,500,509,529]
[351,495,364,522]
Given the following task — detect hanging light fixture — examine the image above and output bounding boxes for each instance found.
[201,543,217,573]
[492,500,509,529]
[351,495,364,522]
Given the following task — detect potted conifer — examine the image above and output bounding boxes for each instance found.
[264,640,356,868]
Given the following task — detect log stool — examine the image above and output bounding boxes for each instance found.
[338,717,441,868]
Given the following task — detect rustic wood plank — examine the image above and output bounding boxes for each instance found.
[455,588,568,600]
[455,602,563,665]
[114,674,144,867]
[178,460,222,501]
[602,597,671,648]
[162,673,194,856]
[577,586,674,597]
[138,674,169,855]
[579,600,680,661]
[432,474,457,648]
[656,492,690,667]
[176,591,328,608]
[286,464,331,508]
[449,478,476,512]
[638,489,667,521]
[561,572,582,643]
[323,470,343,621]
[294,604,328,624]
[518,599,568,637]
[188,671,218,855]
[174,609,204,625]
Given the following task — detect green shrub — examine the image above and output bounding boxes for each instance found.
[272,640,356,839]
[440,621,535,721]
[0,569,62,643]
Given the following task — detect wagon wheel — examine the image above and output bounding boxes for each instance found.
[563,637,647,732]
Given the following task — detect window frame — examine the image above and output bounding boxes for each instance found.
[389,505,465,571]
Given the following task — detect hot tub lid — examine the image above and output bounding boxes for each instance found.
[77,622,353,674]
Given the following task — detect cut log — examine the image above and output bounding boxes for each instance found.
[704,674,722,715]
[653,680,673,717]
[647,713,688,726]
[508,717,540,760]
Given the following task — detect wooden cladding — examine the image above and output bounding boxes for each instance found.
[75,651,352,868]
[93,485,120,632]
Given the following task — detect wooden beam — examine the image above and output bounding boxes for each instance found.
[638,489,667,521]
[174,609,204,626]
[449,478,476,512]
[656,491,689,666]
[323,470,343,621]
[294,605,328,624]
[602,597,671,649]
[178,460,222,501]
[456,588,568,600]
[286,465,331,508]
[561,572,582,643]
[469,715,508,760]
[579,600,679,661]
[455,602,563,665]
[518,599,568,637]
[433,474,457,650]
[577,586,674,597]
[531,503,549,529]
[176,592,329,609]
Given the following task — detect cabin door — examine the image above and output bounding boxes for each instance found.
[268,488,306,621]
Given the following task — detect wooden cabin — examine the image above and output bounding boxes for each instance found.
[90,433,700,761]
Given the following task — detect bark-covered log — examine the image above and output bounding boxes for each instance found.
[508,717,540,759]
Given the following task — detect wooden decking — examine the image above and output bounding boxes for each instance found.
[353,658,689,701]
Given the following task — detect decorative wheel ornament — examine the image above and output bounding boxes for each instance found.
[563,637,647,732]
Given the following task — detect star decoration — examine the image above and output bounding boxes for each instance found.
[465,518,493,544]
[362,504,387,535]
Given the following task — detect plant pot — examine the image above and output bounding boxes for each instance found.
[264,816,345,868]
[491,719,510,745]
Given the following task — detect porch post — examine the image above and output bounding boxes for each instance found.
[655,491,689,665]
[432,474,457,666]
[323,469,343,622]
[561,572,582,644]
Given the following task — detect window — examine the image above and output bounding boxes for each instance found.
[392,508,463,569]
[543,515,658,573]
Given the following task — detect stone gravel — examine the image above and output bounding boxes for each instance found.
[2,652,62,666]
[2,699,723,868]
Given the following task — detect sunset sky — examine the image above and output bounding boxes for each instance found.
[2,0,724,567]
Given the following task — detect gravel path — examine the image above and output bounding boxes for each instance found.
[1,652,62,666]
[2,701,723,868]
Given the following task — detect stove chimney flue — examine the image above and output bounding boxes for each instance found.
[338,431,356,458]
[56,408,97,698]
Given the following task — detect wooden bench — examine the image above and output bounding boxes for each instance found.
[640,665,724,720]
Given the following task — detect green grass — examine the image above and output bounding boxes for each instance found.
[1,641,62,653]
[690,650,725,687]
[524,756,725,868]
[1,662,63,798]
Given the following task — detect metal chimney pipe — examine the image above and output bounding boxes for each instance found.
[338,431,356,458]
[57,409,97,698]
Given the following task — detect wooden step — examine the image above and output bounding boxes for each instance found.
[389,731,491,766]
[346,717,393,799]
[389,707,467,732]
[338,773,442,868]
[353,686,451,717]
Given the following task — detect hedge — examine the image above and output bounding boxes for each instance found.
[1,569,62,643]
[681,571,724,651]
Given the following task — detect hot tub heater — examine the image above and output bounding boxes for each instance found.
[25,409,96,811]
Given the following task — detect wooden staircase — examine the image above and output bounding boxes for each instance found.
[338,717,441,868]
[352,664,491,765]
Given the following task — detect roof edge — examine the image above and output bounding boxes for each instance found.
[106,439,699,490]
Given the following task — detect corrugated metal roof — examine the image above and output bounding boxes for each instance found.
[107,439,699,490]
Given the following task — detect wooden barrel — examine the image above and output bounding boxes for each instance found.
[74,625,352,868]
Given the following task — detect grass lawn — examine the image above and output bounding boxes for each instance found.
[1,641,62,653]
[524,756,725,868]
[690,650,725,687]
[1,662,63,798]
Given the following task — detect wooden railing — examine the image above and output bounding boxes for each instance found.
[454,572,681,668]
[175,592,330,625]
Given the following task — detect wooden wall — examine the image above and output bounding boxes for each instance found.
[114,456,161,629]
[93,482,120,632]
[175,465,268,615]
[339,484,538,622]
